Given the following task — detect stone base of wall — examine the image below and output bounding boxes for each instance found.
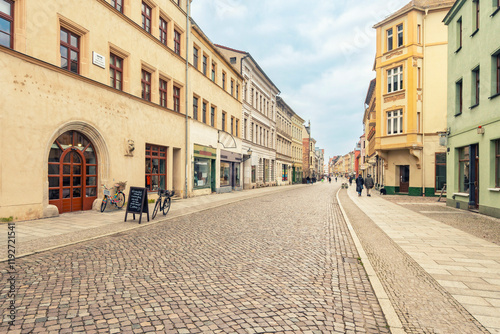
[447,198,500,219]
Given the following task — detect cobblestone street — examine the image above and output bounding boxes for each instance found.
[1,184,389,333]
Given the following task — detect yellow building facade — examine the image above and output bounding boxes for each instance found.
[0,0,242,221]
[373,0,453,195]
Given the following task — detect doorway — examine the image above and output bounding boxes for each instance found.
[48,131,98,213]
[399,165,409,193]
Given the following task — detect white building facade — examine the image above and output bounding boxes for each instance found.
[216,45,280,189]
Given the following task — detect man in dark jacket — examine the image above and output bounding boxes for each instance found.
[365,174,374,197]
[355,175,364,196]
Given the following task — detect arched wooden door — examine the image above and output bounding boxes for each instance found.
[48,131,98,213]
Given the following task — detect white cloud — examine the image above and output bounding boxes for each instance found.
[191,0,410,158]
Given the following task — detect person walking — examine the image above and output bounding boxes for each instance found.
[365,174,374,197]
[349,176,353,186]
[355,174,364,197]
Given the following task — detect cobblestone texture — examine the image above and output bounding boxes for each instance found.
[1,184,389,333]
[338,189,489,334]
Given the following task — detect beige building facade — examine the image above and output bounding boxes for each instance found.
[275,97,293,186]
[373,0,453,195]
[291,111,304,184]
[0,0,242,221]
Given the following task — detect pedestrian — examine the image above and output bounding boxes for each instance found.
[365,174,374,197]
[349,176,353,186]
[306,176,311,184]
[335,176,337,182]
[355,174,364,196]
[328,176,331,183]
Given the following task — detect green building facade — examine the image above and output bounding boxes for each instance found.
[444,0,500,217]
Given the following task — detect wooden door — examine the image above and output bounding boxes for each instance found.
[400,165,410,193]
[61,150,83,213]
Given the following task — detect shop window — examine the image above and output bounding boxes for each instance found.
[459,146,470,193]
[60,28,80,74]
[220,162,230,187]
[235,163,240,187]
[0,0,14,48]
[435,153,446,191]
[145,144,167,192]
[496,140,500,187]
[194,157,211,189]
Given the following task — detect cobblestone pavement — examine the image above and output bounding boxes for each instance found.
[338,189,490,334]
[1,183,390,333]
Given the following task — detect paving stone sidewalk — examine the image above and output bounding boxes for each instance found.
[339,184,500,334]
[0,185,304,261]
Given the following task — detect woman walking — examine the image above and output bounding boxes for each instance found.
[355,174,364,197]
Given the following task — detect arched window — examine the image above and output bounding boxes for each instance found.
[48,131,97,213]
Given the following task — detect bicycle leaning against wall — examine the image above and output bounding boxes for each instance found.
[100,181,127,212]
[152,188,175,219]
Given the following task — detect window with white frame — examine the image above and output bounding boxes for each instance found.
[387,110,403,135]
[397,24,403,47]
[387,66,403,93]
[387,28,393,52]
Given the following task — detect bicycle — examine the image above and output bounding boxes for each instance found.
[152,188,175,219]
[100,182,126,212]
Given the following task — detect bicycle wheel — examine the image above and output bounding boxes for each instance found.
[100,197,107,212]
[116,192,126,209]
[162,197,171,215]
[152,199,161,219]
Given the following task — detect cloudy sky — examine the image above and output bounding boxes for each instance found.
[191,0,409,161]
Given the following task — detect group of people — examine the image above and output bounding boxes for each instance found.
[349,174,374,197]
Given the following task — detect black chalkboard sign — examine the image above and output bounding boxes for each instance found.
[124,187,149,224]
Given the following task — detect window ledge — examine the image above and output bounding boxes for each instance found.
[454,111,462,117]
[453,192,469,197]
[469,103,479,110]
[455,46,462,54]
[470,29,479,38]
[488,92,500,100]
[488,188,500,192]
[491,7,500,17]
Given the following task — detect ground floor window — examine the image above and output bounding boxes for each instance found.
[459,146,469,193]
[251,165,256,183]
[194,157,211,189]
[495,140,500,187]
[220,161,230,187]
[235,163,241,187]
[435,153,446,191]
[282,164,288,181]
[145,144,167,192]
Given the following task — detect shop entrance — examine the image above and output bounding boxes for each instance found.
[399,165,409,193]
[48,131,98,213]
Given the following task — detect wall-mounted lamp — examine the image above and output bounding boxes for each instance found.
[242,148,252,162]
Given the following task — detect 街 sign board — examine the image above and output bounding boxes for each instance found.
[124,187,149,224]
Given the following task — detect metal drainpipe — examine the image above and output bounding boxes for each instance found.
[184,0,191,199]
[421,8,428,197]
